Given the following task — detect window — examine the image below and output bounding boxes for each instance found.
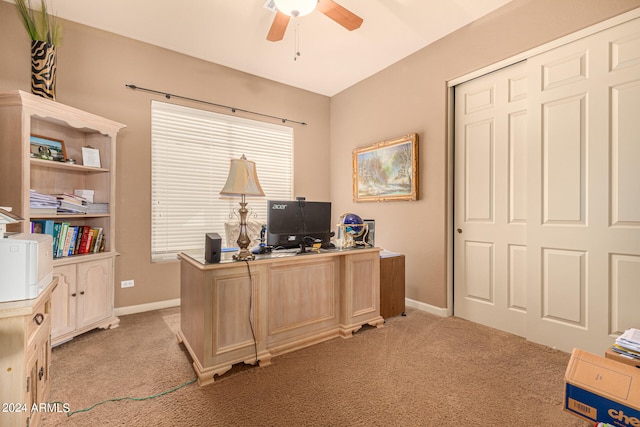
[151,101,293,261]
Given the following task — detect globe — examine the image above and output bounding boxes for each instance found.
[342,213,364,236]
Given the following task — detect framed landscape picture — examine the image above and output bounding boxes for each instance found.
[352,133,418,202]
[30,134,66,162]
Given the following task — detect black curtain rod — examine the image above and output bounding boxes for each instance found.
[125,84,307,126]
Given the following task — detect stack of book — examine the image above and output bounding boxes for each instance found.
[86,202,109,214]
[53,193,89,214]
[30,190,58,215]
[31,220,105,258]
[612,328,640,362]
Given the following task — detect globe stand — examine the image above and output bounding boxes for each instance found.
[337,213,370,248]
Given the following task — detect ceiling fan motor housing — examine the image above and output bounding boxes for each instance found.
[267,0,362,42]
[274,0,318,17]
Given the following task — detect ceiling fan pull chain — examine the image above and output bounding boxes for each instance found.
[294,21,301,61]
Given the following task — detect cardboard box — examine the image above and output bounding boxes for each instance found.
[606,348,640,370]
[564,349,640,425]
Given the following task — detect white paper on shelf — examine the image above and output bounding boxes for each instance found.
[616,328,640,352]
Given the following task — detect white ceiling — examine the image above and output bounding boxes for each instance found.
[19,0,513,96]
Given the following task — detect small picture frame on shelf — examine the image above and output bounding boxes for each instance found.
[30,134,66,162]
[82,146,101,168]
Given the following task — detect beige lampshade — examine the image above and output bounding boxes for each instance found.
[220,155,265,197]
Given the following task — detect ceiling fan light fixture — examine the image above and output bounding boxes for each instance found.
[273,0,317,17]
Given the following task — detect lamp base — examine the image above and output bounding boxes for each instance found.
[234,198,255,261]
[233,249,255,261]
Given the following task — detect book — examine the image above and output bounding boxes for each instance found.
[33,219,55,236]
[52,222,62,257]
[74,189,94,203]
[56,222,70,258]
[53,193,89,214]
[87,228,97,253]
[78,226,91,254]
[92,228,104,253]
[85,229,95,254]
[32,221,43,233]
[66,226,79,256]
[72,225,82,255]
[32,219,56,253]
[29,190,58,213]
[86,202,109,214]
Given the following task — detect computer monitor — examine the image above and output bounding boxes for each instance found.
[266,200,332,249]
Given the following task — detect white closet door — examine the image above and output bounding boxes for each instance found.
[454,61,528,337]
[526,18,640,354]
[454,17,640,354]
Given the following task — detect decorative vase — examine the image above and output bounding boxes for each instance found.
[30,40,57,100]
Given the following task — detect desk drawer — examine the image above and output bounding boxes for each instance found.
[26,296,50,346]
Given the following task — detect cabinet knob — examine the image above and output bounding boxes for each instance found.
[457,228,463,234]
[80,291,85,295]
[71,293,77,297]
[33,313,44,325]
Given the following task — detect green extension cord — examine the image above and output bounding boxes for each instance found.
[51,377,197,417]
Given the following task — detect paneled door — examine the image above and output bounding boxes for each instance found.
[454,61,528,337]
[525,18,640,353]
[454,16,640,355]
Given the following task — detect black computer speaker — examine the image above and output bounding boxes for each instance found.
[205,233,221,263]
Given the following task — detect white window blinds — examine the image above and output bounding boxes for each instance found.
[151,101,293,261]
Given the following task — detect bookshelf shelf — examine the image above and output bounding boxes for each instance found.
[53,250,117,266]
[30,213,111,219]
[0,90,126,346]
[31,158,110,173]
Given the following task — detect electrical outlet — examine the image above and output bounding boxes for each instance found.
[121,279,134,288]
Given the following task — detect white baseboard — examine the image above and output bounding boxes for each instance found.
[114,297,447,318]
[405,298,450,317]
[114,298,181,317]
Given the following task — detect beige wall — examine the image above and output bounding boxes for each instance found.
[0,0,331,308]
[1,0,638,311]
[330,0,640,309]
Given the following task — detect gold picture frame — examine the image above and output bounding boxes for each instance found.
[30,134,66,162]
[353,133,418,202]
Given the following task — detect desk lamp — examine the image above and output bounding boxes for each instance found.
[220,155,265,261]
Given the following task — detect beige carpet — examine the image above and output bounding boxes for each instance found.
[41,307,591,426]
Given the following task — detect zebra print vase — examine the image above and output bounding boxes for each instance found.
[31,40,57,100]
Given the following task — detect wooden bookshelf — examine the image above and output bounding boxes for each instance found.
[0,90,126,345]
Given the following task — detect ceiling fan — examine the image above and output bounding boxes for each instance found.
[267,0,363,42]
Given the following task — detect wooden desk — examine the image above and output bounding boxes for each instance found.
[177,248,384,385]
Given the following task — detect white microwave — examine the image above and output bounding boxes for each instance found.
[0,233,53,303]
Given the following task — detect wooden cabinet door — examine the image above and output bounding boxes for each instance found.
[51,264,77,341]
[76,258,113,329]
[23,324,51,427]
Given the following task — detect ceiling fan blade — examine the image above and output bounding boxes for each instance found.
[267,11,290,42]
[317,0,363,31]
